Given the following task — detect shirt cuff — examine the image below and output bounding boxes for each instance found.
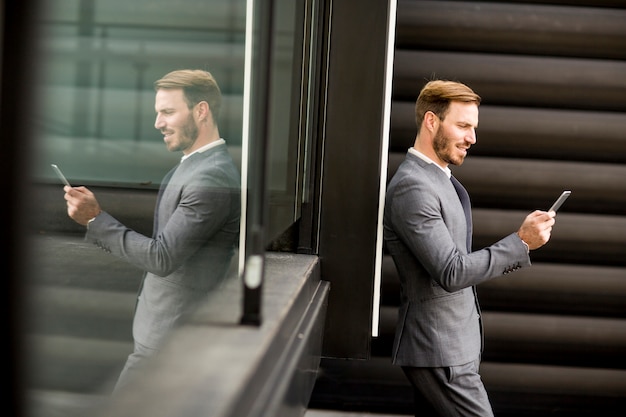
[517,234,530,253]
[86,212,100,229]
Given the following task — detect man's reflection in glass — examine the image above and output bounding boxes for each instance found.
[61,69,241,392]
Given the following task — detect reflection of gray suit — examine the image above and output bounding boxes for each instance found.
[86,141,240,350]
[384,151,529,368]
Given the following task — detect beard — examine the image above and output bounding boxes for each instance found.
[433,127,465,166]
[169,112,199,152]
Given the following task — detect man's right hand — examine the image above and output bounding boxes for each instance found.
[64,185,102,226]
[517,210,556,250]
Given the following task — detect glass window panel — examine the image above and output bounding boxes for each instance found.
[26,0,248,407]
[33,0,246,185]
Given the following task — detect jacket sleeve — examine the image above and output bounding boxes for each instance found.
[386,172,530,292]
[85,162,238,277]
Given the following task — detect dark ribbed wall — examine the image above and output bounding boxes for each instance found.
[388,0,626,413]
[311,1,626,415]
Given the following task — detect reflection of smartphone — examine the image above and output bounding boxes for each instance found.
[51,164,71,187]
[548,190,571,212]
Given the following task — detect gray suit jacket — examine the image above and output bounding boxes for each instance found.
[86,142,241,349]
[383,151,530,367]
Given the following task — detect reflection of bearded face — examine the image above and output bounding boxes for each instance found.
[177,111,199,151]
[433,123,466,167]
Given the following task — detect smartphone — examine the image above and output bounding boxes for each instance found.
[548,190,571,213]
[51,164,71,187]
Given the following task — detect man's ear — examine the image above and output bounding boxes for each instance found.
[196,101,210,122]
[424,111,439,133]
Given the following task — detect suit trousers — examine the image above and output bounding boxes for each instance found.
[112,339,158,395]
[402,358,494,417]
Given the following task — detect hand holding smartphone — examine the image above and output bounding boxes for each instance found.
[548,190,571,213]
[51,164,71,187]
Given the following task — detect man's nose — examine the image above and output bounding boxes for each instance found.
[467,129,477,144]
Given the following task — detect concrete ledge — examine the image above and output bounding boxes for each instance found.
[93,253,329,417]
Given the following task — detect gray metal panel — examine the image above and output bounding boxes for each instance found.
[315,0,392,359]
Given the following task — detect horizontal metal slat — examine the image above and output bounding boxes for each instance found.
[482,312,626,367]
[396,1,626,59]
[382,256,626,317]
[458,157,626,214]
[382,201,626,265]
[481,361,626,397]
[387,154,626,215]
[477,262,626,317]
[472,210,626,265]
[376,307,626,368]
[393,50,626,111]
[390,102,626,163]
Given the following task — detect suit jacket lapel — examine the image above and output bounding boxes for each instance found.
[154,164,180,236]
[450,175,472,252]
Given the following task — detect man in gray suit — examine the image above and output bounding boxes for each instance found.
[384,80,556,416]
[63,69,241,392]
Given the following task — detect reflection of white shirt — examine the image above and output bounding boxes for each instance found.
[408,147,451,179]
[181,138,226,163]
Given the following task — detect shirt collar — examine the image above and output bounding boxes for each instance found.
[408,147,451,178]
[181,138,225,162]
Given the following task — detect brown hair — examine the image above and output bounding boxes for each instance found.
[154,69,222,124]
[415,80,481,133]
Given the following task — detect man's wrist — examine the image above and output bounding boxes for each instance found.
[517,233,530,253]
[86,211,101,229]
